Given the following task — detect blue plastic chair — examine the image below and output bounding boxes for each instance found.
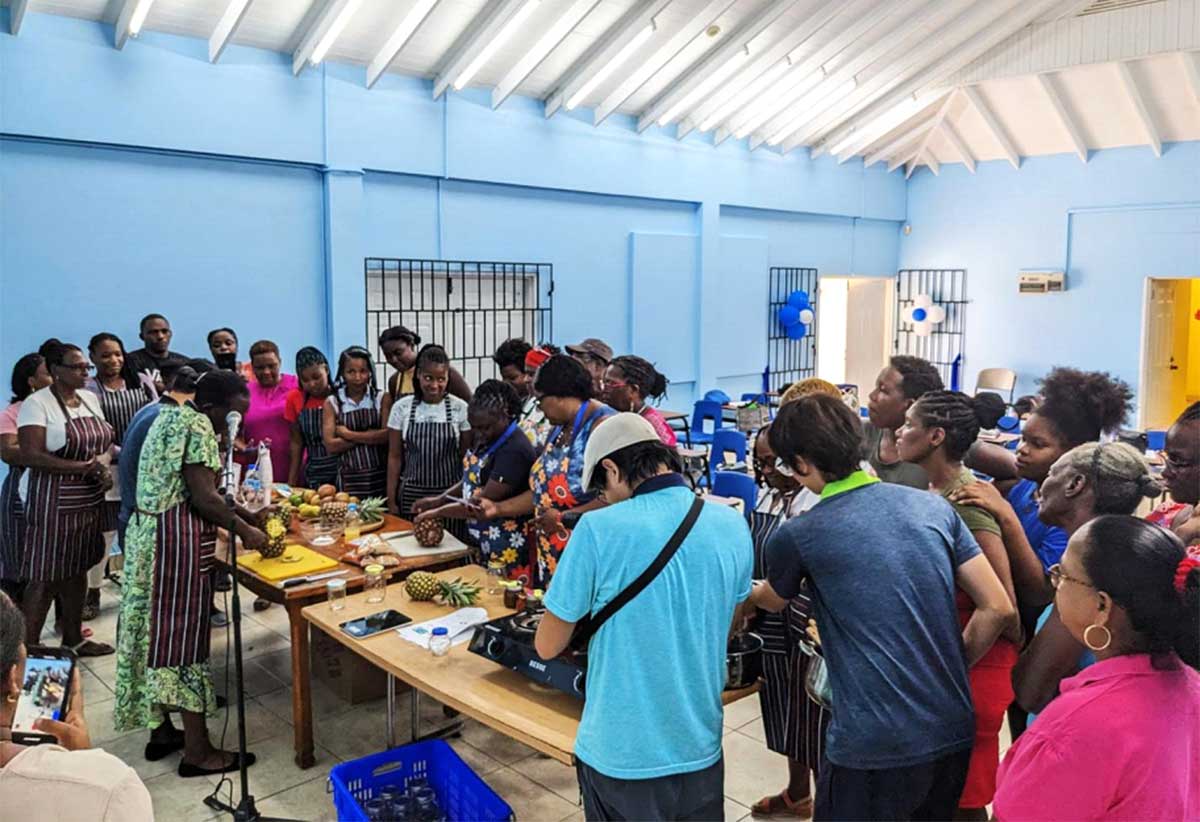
[712,471,757,523]
[709,429,747,487]
[687,400,726,446]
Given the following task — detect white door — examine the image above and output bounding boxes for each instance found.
[1140,278,1179,430]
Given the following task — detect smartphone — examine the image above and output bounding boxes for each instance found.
[12,646,76,745]
[340,609,412,639]
[215,352,238,372]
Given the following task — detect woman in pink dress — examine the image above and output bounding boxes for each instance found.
[241,340,298,482]
[601,355,676,447]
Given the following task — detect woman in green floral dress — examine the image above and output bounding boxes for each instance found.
[114,370,267,777]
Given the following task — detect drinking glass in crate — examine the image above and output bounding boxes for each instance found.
[364,563,385,603]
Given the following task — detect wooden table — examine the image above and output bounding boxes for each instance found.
[217,514,471,768]
[303,566,758,767]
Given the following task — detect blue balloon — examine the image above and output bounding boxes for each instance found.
[912,307,928,322]
[786,322,808,340]
[787,290,810,310]
[777,305,800,327]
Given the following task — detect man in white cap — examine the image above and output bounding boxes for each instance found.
[535,413,753,821]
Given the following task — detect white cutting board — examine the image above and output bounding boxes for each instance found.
[380,530,471,558]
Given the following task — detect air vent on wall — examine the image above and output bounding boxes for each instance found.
[1078,0,1166,17]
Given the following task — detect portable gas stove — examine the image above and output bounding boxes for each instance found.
[467,605,587,698]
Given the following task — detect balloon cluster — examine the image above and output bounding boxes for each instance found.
[903,294,946,337]
[777,291,815,340]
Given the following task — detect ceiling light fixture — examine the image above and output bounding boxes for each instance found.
[311,0,365,66]
[698,57,789,132]
[455,0,541,91]
[567,22,655,111]
[128,0,156,36]
[658,47,749,127]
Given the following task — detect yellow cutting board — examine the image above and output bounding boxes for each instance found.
[239,545,340,582]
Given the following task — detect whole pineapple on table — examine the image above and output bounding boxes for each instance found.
[357,497,386,525]
[404,572,481,607]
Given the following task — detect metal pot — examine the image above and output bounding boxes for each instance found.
[725,632,763,690]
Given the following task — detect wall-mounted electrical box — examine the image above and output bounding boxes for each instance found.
[1018,270,1066,294]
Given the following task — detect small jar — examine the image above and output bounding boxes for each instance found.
[327,578,347,611]
[501,580,521,609]
[429,626,450,657]
[364,564,386,604]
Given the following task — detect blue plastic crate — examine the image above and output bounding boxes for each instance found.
[330,739,514,822]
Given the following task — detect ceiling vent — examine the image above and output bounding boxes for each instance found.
[1078,0,1166,16]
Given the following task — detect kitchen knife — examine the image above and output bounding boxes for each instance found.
[279,569,349,589]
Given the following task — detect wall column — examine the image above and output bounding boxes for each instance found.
[323,168,365,355]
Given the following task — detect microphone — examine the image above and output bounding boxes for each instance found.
[225,410,242,444]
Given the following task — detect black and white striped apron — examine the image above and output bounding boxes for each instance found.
[298,402,339,489]
[336,395,386,499]
[0,466,25,582]
[21,391,113,582]
[94,383,152,533]
[397,397,460,527]
[146,499,216,668]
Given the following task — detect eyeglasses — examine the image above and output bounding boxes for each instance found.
[601,378,629,390]
[61,363,94,373]
[1048,563,1095,591]
[774,457,796,478]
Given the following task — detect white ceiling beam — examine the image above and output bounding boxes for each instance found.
[592,0,737,127]
[905,161,919,180]
[1115,61,1162,158]
[367,0,441,89]
[814,0,1079,160]
[905,89,958,167]
[940,119,975,173]
[890,144,920,173]
[544,0,673,119]
[862,122,932,168]
[756,0,947,152]
[1183,52,1200,106]
[963,85,1019,170]
[637,0,801,132]
[209,0,254,63]
[923,149,939,175]
[1035,72,1087,163]
[678,0,845,140]
[491,0,600,108]
[114,0,155,50]
[432,0,539,100]
[292,0,363,76]
[9,0,29,35]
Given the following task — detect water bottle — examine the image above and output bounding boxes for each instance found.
[241,464,266,512]
[344,503,361,542]
[257,441,274,501]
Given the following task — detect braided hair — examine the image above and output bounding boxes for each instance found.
[334,346,379,408]
[909,390,1003,461]
[295,346,330,402]
[379,325,421,349]
[1058,442,1162,515]
[1036,367,1132,447]
[10,353,45,403]
[412,344,450,405]
[890,355,944,400]
[88,332,142,392]
[609,355,668,403]
[471,379,522,421]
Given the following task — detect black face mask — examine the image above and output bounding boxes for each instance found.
[215,353,237,371]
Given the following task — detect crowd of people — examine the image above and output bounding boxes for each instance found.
[0,309,1197,820]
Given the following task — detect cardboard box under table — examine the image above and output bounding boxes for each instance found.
[217,514,470,768]
[302,565,759,766]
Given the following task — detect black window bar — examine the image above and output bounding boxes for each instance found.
[365,258,554,389]
[894,268,967,390]
[767,267,819,392]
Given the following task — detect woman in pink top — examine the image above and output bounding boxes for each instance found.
[994,515,1200,821]
[240,340,298,482]
[601,355,677,447]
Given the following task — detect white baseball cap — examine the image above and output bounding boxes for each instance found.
[581,412,661,490]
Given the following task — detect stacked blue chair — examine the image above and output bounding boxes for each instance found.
[687,400,726,447]
[708,429,747,488]
[712,471,757,523]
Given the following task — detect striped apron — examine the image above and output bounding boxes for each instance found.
[146,497,217,668]
[398,398,461,536]
[21,391,113,582]
[95,383,152,533]
[336,396,386,499]
[298,402,339,489]
[0,467,25,582]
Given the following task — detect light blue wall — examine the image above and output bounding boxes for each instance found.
[0,11,906,411]
[900,143,1200,407]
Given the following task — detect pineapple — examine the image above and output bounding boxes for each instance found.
[321,501,349,527]
[412,517,444,548]
[262,517,287,559]
[404,571,481,606]
[358,497,386,525]
[277,502,294,531]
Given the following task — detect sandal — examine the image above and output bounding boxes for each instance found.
[253,597,270,612]
[72,639,115,657]
[751,790,813,818]
[81,602,99,621]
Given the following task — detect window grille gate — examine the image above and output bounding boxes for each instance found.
[894,268,967,389]
[365,258,554,388]
[767,267,818,392]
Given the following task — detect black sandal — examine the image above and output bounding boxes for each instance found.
[145,727,185,761]
[178,752,256,778]
[72,639,115,657]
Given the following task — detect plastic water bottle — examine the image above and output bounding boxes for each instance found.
[257,441,274,501]
[344,503,361,542]
[429,627,450,657]
[241,464,266,512]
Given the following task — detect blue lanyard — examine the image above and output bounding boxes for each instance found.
[476,421,519,464]
[550,401,596,448]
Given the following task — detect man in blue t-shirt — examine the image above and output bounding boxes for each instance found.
[536,413,752,821]
[750,394,1016,821]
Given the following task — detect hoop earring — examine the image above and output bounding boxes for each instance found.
[1083,624,1112,652]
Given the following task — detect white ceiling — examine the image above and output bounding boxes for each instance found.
[5,0,1200,175]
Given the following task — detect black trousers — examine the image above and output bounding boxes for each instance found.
[575,757,724,822]
[815,746,972,821]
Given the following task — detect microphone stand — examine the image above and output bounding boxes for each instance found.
[205,431,293,822]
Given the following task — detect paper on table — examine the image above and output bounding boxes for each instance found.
[397,607,490,650]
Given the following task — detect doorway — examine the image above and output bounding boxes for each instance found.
[817,276,895,399]
[1140,277,1200,430]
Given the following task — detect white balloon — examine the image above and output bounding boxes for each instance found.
[799,308,815,325]
[914,293,934,309]
[914,324,933,337]
[926,305,946,324]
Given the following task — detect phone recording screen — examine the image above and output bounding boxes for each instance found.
[14,656,72,732]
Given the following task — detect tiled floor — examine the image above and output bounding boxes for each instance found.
[71,580,791,821]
